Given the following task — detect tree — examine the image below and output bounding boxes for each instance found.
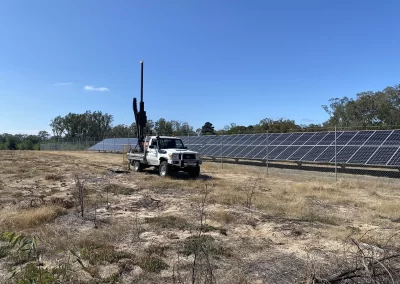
[201,122,215,135]
[49,111,114,140]
[154,118,173,135]
[109,124,131,138]
[322,84,400,128]
[6,135,18,150]
[50,115,65,138]
[38,131,50,141]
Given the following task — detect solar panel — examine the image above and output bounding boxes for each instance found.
[88,138,138,151]
[336,131,357,146]
[92,130,400,168]
[300,146,328,161]
[245,146,266,159]
[290,132,315,145]
[317,132,341,145]
[278,133,299,145]
[332,146,360,163]
[386,148,400,166]
[275,146,300,160]
[364,131,392,146]
[315,146,343,162]
[366,147,398,165]
[304,132,329,145]
[270,133,288,145]
[268,146,286,159]
[231,145,250,158]
[347,146,378,164]
[248,134,268,145]
[265,133,281,145]
[253,146,268,159]
[288,146,314,160]
[347,131,373,146]
[383,130,400,146]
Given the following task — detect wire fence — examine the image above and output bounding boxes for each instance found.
[39,127,400,180]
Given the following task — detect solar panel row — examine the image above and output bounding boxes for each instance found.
[88,138,138,152]
[181,130,400,167]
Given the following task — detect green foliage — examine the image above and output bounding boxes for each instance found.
[79,241,134,265]
[0,133,44,150]
[153,118,195,136]
[182,235,232,258]
[145,215,192,230]
[139,255,169,273]
[322,84,400,128]
[181,235,215,256]
[222,118,303,134]
[2,232,77,283]
[10,262,72,284]
[50,111,113,140]
[201,122,215,135]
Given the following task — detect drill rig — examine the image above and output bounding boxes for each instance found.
[133,60,147,152]
[127,60,202,177]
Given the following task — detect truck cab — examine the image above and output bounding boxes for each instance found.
[127,135,202,178]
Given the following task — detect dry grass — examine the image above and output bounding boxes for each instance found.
[0,151,399,283]
[0,205,67,231]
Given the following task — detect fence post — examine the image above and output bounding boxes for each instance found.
[335,126,337,181]
[221,131,223,169]
[266,130,269,175]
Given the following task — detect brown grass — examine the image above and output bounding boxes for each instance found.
[0,205,67,231]
[1,151,400,283]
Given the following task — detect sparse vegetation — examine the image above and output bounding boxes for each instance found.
[0,150,399,283]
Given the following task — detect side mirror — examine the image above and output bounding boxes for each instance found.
[149,145,154,149]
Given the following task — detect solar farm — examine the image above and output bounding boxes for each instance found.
[88,129,400,171]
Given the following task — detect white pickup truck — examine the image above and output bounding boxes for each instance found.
[126,135,202,178]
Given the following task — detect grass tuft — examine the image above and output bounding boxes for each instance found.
[145,215,192,230]
[0,205,67,230]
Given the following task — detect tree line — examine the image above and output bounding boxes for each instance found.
[1,83,399,150]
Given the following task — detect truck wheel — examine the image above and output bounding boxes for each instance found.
[133,160,143,172]
[188,166,200,178]
[159,161,170,177]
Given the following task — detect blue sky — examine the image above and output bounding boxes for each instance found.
[1,0,399,135]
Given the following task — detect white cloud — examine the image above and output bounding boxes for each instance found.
[83,85,109,92]
[54,82,73,86]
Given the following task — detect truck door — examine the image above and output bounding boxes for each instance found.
[146,138,159,165]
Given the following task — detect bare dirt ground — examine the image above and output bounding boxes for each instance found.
[0,150,399,283]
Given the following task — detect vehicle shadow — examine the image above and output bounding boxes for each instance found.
[141,168,214,180]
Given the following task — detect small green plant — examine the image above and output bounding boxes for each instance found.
[145,215,192,230]
[3,231,74,283]
[79,241,135,265]
[139,255,169,273]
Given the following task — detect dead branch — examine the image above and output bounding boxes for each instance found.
[313,254,400,283]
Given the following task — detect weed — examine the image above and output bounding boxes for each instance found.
[0,245,10,259]
[45,174,64,181]
[139,255,169,273]
[105,183,138,195]
[79,240,135,265]
[144,244,169,257]
[145,215,192,230]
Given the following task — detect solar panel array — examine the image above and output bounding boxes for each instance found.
[88,138,138,152]
[180,130,400,167]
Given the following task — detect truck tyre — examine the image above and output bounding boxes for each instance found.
[133,160,143,172]
[159,161,170,177]
[188,166,200,178]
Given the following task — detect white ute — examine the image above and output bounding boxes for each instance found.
[126,135,202,178]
